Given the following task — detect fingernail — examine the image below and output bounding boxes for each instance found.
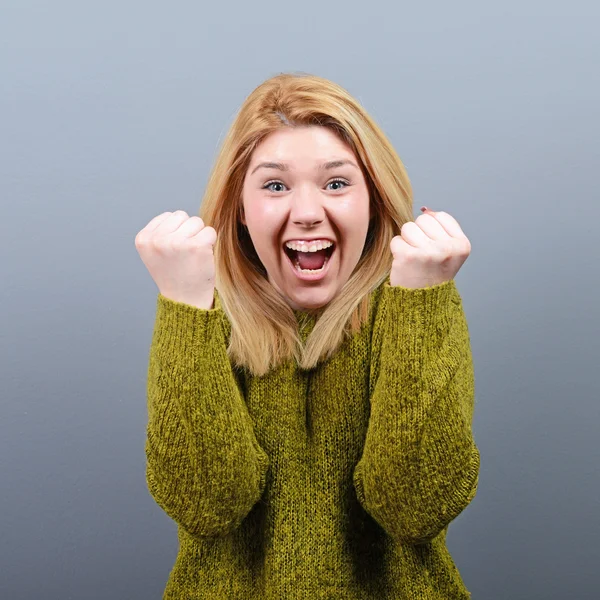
[420,206,429,212]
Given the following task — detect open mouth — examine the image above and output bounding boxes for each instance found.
[283,243,336,273]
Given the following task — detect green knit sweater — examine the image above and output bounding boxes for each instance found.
[144,276,480,599]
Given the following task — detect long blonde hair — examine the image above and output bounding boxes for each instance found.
[200,72,414,376]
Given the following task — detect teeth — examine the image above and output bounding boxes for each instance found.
[285,240,333,252]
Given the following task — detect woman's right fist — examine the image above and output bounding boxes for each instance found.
[135,210,218,309]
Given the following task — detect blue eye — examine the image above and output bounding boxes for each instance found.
[327,179,349,191]
[263,181,286,193]
[263,178,350,192]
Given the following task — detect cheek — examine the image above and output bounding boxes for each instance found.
[335,207,370,238]
[243,207,280,256]
[336,191,369,217]
[248,209,287,246]
[245,195,281,222]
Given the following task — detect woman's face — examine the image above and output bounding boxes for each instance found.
[241,125,371,311]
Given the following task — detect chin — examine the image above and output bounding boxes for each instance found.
[293,301,325,311]
[267,271,338,311]
[288,290,333,311]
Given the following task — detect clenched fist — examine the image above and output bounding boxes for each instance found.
[389,207,471,289]
[135,210,218,310]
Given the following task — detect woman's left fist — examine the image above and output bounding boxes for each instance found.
[389,207,471,289]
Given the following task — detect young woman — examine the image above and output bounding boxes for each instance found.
[135,72,479,599]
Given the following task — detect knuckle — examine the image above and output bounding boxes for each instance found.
[189,238,205,250]
[170,237,186,251]
[150,236,165,251]
[441,242,454,256]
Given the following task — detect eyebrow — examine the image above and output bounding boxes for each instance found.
[250,159,359,176]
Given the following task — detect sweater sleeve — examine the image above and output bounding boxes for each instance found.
[352,277,480,545]
[144,292,270,540]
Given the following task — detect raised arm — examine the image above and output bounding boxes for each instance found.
[353,278,480,544]
[145,292,270,539]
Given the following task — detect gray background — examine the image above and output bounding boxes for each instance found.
[1,1,598,598]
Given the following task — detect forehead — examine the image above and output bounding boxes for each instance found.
[249,126,354,165]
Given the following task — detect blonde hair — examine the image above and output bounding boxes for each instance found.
[200,72,414,376]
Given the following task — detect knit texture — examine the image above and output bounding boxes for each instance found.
[144,276,479,599]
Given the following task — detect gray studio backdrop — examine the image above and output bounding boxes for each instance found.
[2,1,599,599]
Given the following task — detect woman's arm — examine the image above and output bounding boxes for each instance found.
[145,292,269,540]
[353,278,479,544]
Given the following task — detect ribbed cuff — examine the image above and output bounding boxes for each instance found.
[382,277,460,313]
[152,293,225,366]
[380,278,460,369]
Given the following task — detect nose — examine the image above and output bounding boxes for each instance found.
[289,185,325,228]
